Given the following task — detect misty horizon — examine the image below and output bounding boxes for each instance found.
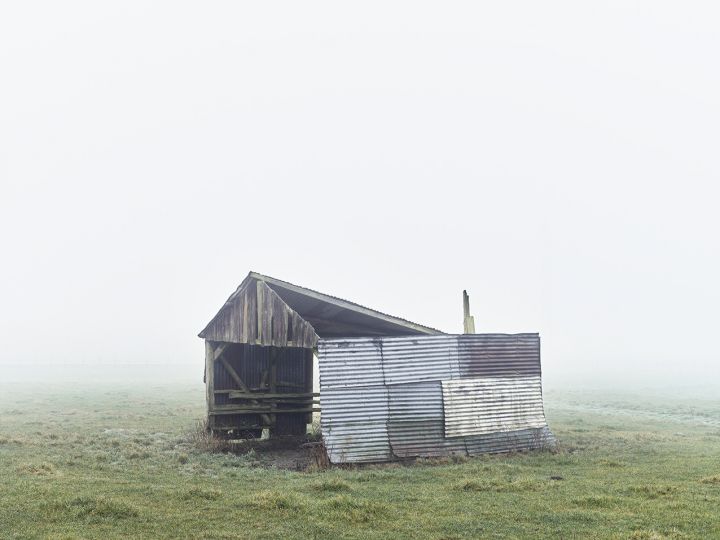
[2,2,719,389]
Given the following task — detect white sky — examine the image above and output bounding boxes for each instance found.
[1,2,718,386]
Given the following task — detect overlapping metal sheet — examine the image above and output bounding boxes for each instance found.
[318,333,554,463]
[442,376,547,437]
[387,382,467,458]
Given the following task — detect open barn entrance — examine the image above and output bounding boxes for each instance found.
[207,341,316,438]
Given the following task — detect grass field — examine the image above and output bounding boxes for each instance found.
[1,381,719,539]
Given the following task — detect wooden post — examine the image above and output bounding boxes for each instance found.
[256,281,264,344]
[463,290,476,334]
[306,348,314,425]
[205,341,215,428]
[269,347,278,425]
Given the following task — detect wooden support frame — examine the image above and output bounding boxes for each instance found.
[269,346,278,423]
[211,342,273,426]
[205,339,316,437]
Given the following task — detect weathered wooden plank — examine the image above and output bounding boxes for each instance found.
[248,283,257,343]
[264,282,274,346]
[214,385,276,393]
[228,397,319,405]
[279,295,289,346]
[219,356,248,390]
[205,341,215,415]
[215,391,319,398]
[213,343,229,362]
[276,380,305,389]
[241,287,249,343]
[264,284,271,346]
[200,277,318,347]
[305,347,314,423]
[211,407,321,415]
[256,280,264,344]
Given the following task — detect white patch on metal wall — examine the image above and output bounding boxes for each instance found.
[441,376,547,437]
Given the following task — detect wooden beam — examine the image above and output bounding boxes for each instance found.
[254,399,317,403]
[216,346,273,425]
[211,407,321,415]
[269,347,278,423]
[229,397,318,403]
[214,386,279,393]
[213,343,229,362]
[205,341,215,416]
[226,390,320,399]
[215,391,319,398]
[256,280,264,344]
[227,396,319,404]
[275,380,304,389]
[305,348,314,424]
[219,356,249,391]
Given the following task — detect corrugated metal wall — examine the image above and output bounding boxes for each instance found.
[318,334,555,463]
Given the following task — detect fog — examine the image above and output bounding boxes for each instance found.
[1,2,718,390]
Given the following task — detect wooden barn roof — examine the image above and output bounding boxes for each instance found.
[199,271,443,343]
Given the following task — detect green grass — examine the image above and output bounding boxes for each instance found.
[1,382,719,539]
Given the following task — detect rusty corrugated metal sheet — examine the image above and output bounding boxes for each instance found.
[458,334,541,378]
[318,334,554,463]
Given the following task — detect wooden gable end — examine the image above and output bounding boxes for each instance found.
[201,280,317,348]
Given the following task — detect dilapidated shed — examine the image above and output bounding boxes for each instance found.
[199,271,554,461]
[199,272,442,438]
